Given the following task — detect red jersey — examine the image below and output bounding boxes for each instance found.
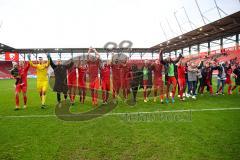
[177,65,186,80]
[67,67,77,82]
[18,62,30,85]
[78,66,87,85]
[152,64,163,80]
[121,64,131,79]
[100,65,110,81]
[226,67,232,79]
[87,59,100,82]
[111,63,122,80]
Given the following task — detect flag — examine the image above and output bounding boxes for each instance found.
[5,52,19,61]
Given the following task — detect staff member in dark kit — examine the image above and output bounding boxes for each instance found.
[48,53,74,104]
[130,64,142,104]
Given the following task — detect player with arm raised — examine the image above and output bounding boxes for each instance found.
[48,53,74,104]
[11,61,30,110]
[152,57,164,103]
[160,50,182,103]
[28,54,50,109]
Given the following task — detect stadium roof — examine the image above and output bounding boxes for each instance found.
[150,11,240,53]
[0,11,240,54]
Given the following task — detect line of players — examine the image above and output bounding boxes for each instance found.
[11,48,240,110]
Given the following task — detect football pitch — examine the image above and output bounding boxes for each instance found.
[0,79,240,160]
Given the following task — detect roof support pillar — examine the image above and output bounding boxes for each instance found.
[207,42,211,55]
[236,33,239,50]
[220,37,223,50]
[197,44,200,55]
[189,46,191,55]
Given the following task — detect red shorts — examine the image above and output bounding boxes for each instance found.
[113,79,121,90]
[178,78,186,88]
[167,76,177,85]
[78,80,86,88]
[89,77,99,90]
[143,80,148,86]
[225,78,232,85]
[102,80,110,91]
[154,78,163,87]
[68,80,77,87]
[16,84,27,93]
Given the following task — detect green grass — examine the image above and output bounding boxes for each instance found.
[0,78,240,160]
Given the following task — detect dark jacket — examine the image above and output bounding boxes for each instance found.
[201,66,218,85]
[233,66,240,85]
[215,64,231,80]
[130,65,142,89]
[50,57,74,93]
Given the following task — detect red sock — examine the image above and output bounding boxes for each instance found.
[106,91,109,101]
[102,91,106,102]
[218,86,222,93]
[24,95,27,105]
[91,90,94,103]
[16,94,19,106]
[144,90,147,99]
[228,86,232,94]
[232,86,237,91]
[94,91,98,104]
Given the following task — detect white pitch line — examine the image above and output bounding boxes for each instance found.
[0,107,240,119]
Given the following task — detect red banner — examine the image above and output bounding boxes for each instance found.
[5,52,19,61]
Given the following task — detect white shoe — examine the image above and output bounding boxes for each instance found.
[186,94,190,98]
[178,95,180,98]
[23,105,27,109]
[192,95,196,99]
[144,99,147,103]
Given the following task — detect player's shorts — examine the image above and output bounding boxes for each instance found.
[154,78,163,87]
[178,78,186,89]
[122,80,130,89]
[68,79,77,87]
[102,80,110,91]
[225,78,232,85]
[89,77,99,90]
[78,80,86,88]
[112,79,121,90]
[143,80,148,86]
[15,84,27,93]
[37,81,48,92]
